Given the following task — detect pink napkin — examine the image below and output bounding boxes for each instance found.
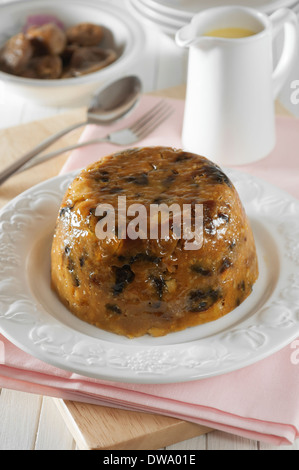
[0,95,299,446]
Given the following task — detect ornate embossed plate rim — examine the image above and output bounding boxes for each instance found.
[0,169,298,384]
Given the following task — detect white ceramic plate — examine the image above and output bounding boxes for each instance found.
[127,0,184,35]
[0,169,299,384]
[143,0,298,18]
[135,0,186,27]
[127,0,299,36]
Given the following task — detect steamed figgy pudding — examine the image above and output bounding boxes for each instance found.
[51,146,258,338]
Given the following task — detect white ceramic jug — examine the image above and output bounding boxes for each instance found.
[176,6,298,165]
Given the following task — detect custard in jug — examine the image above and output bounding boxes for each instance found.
[205,27,255,38]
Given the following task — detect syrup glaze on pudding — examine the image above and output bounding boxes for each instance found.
[51,146,259,338]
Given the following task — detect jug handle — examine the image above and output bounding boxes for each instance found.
[270,8,298,99]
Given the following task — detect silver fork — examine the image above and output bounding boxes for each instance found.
[1,101,173,184]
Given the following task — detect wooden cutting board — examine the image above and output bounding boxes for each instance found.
[54,399,212,450]
[0,85,290,450]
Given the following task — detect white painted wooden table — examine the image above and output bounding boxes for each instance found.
[0,0,299,451]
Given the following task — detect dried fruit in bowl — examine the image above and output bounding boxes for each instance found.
[0,33,33,74]
[26,23,67,56]
[0,16,117,80]
[62,47,117,78]
[22,55,63,79]
[66,22,104,47]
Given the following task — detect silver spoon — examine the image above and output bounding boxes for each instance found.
[0,75,142,185]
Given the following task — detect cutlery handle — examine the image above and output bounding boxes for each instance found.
[17,137,111,173]
[0,120,87,185]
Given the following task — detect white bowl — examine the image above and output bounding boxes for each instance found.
[0,0,145,106]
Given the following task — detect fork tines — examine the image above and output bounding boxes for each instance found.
[130,100,174,139]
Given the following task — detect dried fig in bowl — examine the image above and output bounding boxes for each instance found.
[66,22,104,47]
[62,46,117,78]
[26,23,67,56]
[0,33,33,75]
[21,55,63,79]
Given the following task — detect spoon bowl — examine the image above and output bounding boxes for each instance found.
[88,75,142,124]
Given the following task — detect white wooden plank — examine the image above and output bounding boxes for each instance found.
[35,397,76,450]
[0,91,27,130]
[0,389,42,450]
[207,430,258,450]
[155,33,188,91]
[259,440,299,450]
[128,29,160,94]
[19,103,62,126]
[166,434,207,450]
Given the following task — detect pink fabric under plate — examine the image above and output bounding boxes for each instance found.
[0,94,299,446]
